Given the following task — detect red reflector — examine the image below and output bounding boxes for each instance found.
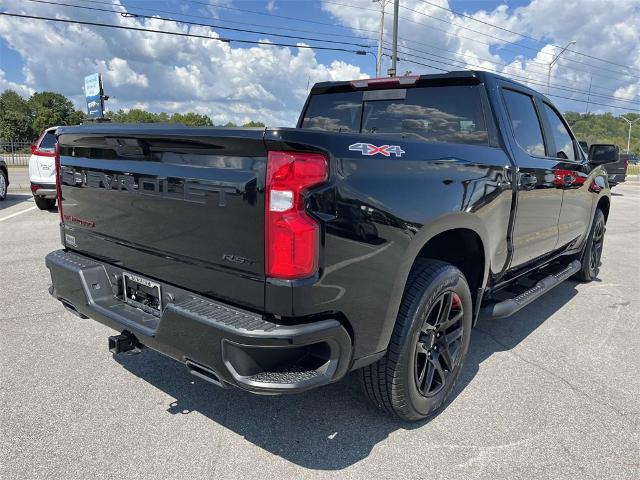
[265,151,328,279]
[54,142,64,224]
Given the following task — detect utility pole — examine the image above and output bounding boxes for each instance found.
[585,76,592,114]
[621,115,640,154]
[373,0,388,78]
[547,40,576,95]
[389,0,399,77]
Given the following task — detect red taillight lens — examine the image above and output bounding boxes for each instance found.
[265,151,328,279]
[54,142,63,223]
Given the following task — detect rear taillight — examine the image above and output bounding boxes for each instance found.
[54,142,63,223]
[31,136,56,157]
[265,151,328,279]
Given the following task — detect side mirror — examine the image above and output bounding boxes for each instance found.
[589,144,619,165]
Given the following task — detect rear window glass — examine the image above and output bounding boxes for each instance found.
[39,131,56,151]
[301,85,489,146]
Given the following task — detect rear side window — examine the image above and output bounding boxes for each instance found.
[301,85,489,146]
[301,92,362,133]
[38,131,56,152]
[502,89,546,157]
[542,103,576,161]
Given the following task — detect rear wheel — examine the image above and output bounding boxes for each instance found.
[573,209,606,282]
[34,196,56,210]
[0,170,7,200]
[360,260,473,421]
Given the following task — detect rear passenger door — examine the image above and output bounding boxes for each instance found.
[501,88,563,268]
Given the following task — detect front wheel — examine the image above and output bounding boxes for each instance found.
[573,209,606,282]
[360,260,473,421]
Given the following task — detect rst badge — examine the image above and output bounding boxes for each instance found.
[349,143,405,158]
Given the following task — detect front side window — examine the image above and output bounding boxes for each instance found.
[542,103,576,161]
[301,85,489,146]
[502,89,546,157]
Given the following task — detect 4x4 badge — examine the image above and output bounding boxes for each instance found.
[349,143,405,157]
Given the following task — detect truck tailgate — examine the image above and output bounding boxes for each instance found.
[57,126,267,311]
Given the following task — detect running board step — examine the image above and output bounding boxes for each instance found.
[483,260,581,319]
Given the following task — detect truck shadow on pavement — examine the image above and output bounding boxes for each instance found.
[115,281,580,470]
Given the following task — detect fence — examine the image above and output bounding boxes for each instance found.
[1,139,32,166]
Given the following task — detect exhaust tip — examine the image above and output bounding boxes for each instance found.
[185,359,226,388]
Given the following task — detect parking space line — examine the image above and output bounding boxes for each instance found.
[0,206,37,222]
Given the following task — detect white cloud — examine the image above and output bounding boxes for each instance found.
[0,68,34,97]
[0,0,368,125]
[321,0,640,113]
[266,1,277,13]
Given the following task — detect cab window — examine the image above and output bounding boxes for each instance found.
[542,103,576,161]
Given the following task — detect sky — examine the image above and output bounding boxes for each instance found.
[0,0,639,126]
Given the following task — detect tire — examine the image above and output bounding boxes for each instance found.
[573,209,606,282]
[34,195,56,210]
[0,169,7,200]
[360,259,473,421]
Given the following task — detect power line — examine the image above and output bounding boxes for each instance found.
[325,0,640,80]
[69,0,372,43]
[26,0,375,49]
[381,38,632,98]
[164,0,381,35]
[416,0,640,74]
[0,11,370,55]
[382,43,640,105]
[383,50,640,113]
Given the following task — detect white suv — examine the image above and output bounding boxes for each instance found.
[29,126,59,210]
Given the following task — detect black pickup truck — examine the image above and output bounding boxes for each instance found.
[46,71,618,421]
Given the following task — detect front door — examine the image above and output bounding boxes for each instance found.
[500,87,564,268]
[538,101,593,249]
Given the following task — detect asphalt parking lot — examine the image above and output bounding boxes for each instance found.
[1,183,639,480]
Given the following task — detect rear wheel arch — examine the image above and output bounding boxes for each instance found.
[411,228,486,303]
[596,196,610,222]
[377,217,490,355]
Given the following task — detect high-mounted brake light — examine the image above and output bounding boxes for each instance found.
[350,75,419,89]
[265,151,328,279]
[54,142,64,224]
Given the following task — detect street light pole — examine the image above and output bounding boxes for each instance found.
[373,0,388,78]
[389,0,399,77]
[621,116,640,154]
[547,40,576,95]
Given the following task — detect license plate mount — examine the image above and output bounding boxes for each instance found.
[123,272,162,315]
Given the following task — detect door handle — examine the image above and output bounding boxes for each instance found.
[519,173,537,189]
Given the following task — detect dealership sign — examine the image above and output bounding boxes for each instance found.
[84,73,104,118]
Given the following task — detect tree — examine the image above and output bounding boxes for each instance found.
[0,90,33,140]
[170,112,213,126]
[242,121,265,128]
[28,91,79,133]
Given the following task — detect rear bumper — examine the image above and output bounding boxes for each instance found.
[30,182,56,198]
[45,249,352,394]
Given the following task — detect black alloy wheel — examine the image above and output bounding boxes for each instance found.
[589,214,605,276]
[360,259,473,421]
[573,208,606,282]
[414,291,464,397]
